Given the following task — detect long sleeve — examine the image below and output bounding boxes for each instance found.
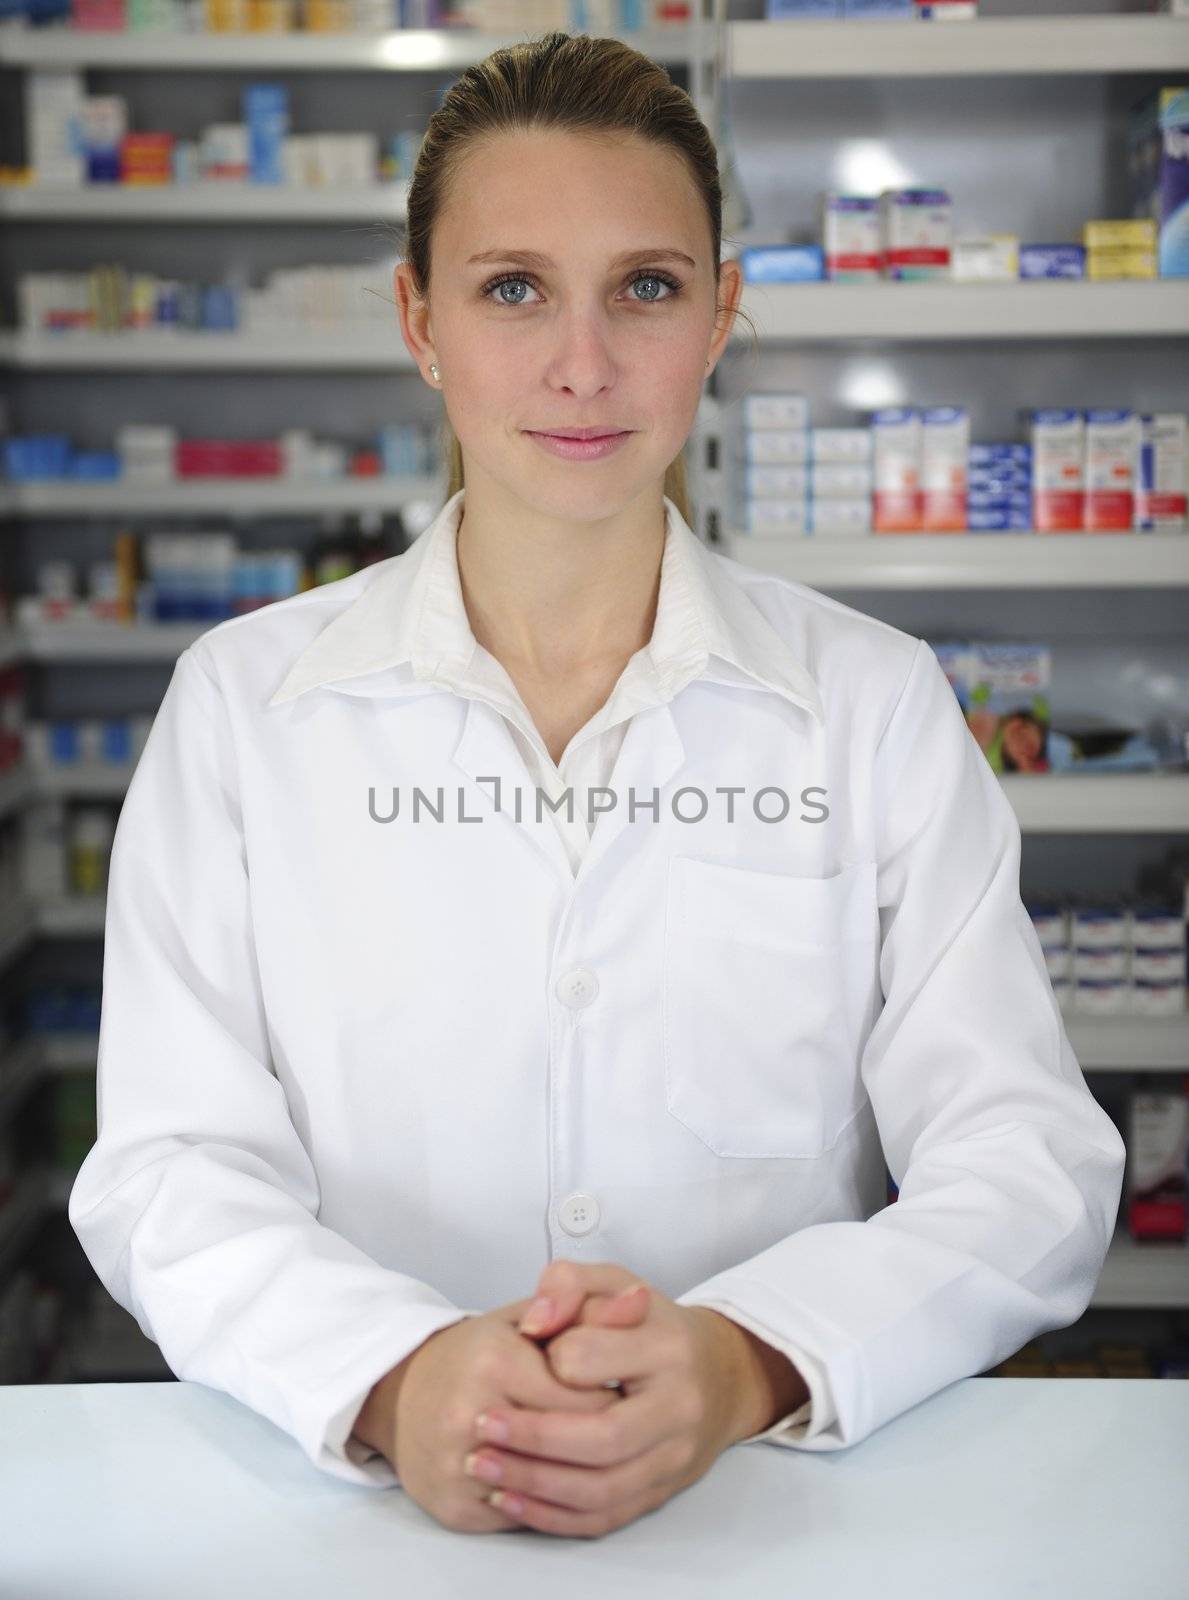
[67,644,476,1488]
[676,636,1127,1451]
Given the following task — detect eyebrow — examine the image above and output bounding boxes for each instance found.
[465,247,698,272]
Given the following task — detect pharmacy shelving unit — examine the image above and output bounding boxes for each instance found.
[2,7,1189,1378]
[0,13,728,1380]
[698,1,1189,1356]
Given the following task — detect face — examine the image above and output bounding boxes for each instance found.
[394,127,743,522]
[1002,715,1044,767]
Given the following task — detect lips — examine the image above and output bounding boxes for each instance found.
[527,429,630,440]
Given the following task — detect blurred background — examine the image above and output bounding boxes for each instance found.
[0,0,1187,1392]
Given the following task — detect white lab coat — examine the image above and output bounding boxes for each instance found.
[69,488,1126,1490]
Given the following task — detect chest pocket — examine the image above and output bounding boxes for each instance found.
[661,856,880,1159]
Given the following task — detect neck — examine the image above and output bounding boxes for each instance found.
[453,473,668,680]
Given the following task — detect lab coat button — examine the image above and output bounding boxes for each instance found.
[555,967,599,1009]
[558,1193,600,1236]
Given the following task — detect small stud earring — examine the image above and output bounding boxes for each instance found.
[429,363,440,381]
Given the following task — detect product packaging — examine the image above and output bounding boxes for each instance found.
[821,193,882,280]
[951,235,1019,281]
[1126,1085,1188,1241]
[921,406,969,531]
[739,245,826,282]
[1018,244,1086,280]
[1084,409,1141,532]
[1128,86,1189,278]
[879,188,952,280]
[1031,410,1085,533]
[1137,412,1188,531]
[963,642,1051,774]
[872,408,921,531]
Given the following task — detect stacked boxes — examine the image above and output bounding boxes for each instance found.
[742,393,811,535]
[968,442,1032,532]
[1027,898,1187,1021]
[1082,219,1159,281]
[810,427,872,536]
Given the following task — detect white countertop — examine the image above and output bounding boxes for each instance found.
[2,1377,1186,1599]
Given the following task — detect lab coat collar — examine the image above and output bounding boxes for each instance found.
[267,487,824,725]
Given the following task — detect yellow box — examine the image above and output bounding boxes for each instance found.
[1082,218,1159,251]
[1087,249,1158,280]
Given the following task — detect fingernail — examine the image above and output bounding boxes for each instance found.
[476,1412,510,1444]
[464,1451,502,1483]
[519,1295,553,1333]
[614,1282,648,1301]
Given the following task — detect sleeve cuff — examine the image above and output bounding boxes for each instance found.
[677,1293,839,1445]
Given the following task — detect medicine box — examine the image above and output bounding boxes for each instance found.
[740,245,825,282]
[821,193,882,281]
[745,464,811,499]
[963,642,1052,775]
[1137,412,1188,531]
[951,235,1019,281]
[1084,410,1141,532]
[744,393,811,431]
[1031,410,1085,533]
[1018,244,1086,280]
[811,427,873,463]
[765,0,838,14]
[921,406,969,532]
[872,408,922,532]
[745,498,810,535]
[811,498,872,536]
[744,430,810,465]
[880,189,952,280]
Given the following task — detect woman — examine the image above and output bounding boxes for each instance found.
[69,32,1125,1542]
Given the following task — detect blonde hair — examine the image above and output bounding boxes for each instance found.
[400,30,754,526]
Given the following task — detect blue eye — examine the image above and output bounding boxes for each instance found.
[480,269,682,307]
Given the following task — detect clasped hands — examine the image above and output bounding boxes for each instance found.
[391,1259,798,1540]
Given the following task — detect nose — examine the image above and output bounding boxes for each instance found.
[543,310,618,396]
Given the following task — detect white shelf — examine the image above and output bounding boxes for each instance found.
[1094,1228,1189,1311]
[19,621,211,661]
[728,15,1189,79]
[29,762,135,798]
[732,281,1189,344]
[721,532,1189,590]
[0,183,409,222]
[0,18,1178,78]
[34,897,107,938]
[1000,774,1189,835]
[1067,1016,1189,1076]
[0,330,415,370]
[0,25,690,70]
[0,473,442,517]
